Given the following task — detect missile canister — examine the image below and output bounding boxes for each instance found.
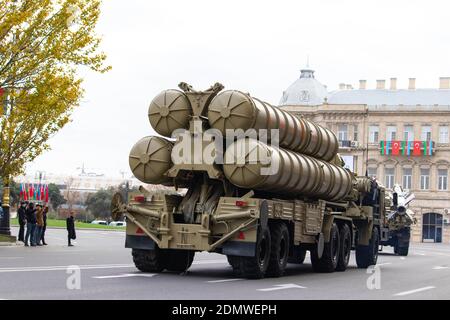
[207,90,338,162]
[148,89,192,137]
[129,136,173,184]
[223,138,353,201]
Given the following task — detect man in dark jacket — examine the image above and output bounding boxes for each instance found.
[40,205,48,245]
[66,211,76,247]
[25,203,37,246]
[17,202,27,242]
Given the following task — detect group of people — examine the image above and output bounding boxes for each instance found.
[17,201,48,246]
[17,201,77,247]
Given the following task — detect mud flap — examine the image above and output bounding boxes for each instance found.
[125,235,155,250]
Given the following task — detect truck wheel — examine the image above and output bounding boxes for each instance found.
[237,227,271,279]
[132,248,166,272]
[165,250,195,272]
[267,222,290,277]
[336,224,351,271]
[356,227,379,268]
[311,223,340,273]
[227,255,241,275]
[396,245,409,256]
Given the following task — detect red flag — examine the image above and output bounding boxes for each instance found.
[19,184,23,199]
[29,183,33,199]
[392,141,400,155]
[413,141,422,156]
[40,185,44,200]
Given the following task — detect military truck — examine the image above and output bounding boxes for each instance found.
[111,82,389,279]
[380,184,415,256]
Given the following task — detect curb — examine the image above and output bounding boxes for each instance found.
[10,225,125,232]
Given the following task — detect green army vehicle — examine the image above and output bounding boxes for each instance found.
[380,184,415,256]
[111,82,389,279]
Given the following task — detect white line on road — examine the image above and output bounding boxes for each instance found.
[394,286,435,296]
[93,273,157,279]
[207,278,244,283]
[257,284,307,292]
[377,263,392,266]
[400,257,406,260]
[0,264,134,273]
[432,266,449,270]
[192,259,227,265]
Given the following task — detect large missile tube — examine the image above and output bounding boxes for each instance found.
[148,89,192,137]
[223,138,353,201]
[208,90,339,162]
[129,136,173,184]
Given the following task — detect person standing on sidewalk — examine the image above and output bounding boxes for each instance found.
[17,202,27,242]
[34,205,44,246]
[66,211,76,247]
[40,205,48,245]
[25,203,37,246]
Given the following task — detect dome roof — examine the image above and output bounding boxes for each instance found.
[279,69,328,106]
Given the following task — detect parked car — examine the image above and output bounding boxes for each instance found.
[91,220,108,225]
[109,221,126,227]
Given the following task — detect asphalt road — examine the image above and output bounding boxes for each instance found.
[0,227,449,300]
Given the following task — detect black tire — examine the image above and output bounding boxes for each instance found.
[356,227,379,268]
[237,227,271,279]
[267,223,290,277]
[165,250,195,272]
[336,224,351,271]
[311,223,340,273]
[397,245,409,256]
[227,255,241,275]
[132,248,166,272]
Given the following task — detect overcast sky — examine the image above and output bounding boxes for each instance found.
[25,0,450,178]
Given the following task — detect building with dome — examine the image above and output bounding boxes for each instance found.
[279,68,450,243]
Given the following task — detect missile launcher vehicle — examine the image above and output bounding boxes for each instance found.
[112,82,390,279]
[380,184,416,256]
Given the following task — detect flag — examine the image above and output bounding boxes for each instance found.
[41,185,45,201]
[19,184,23,200]
[407,141,411,156]
[392,141,400,155]
[380,141,384,155]
[424,140,433,156]
[401,141,406,155]
[413,141,422,156]
[45,185,49,203]
[386,141,391,155]
[29,184,33,199]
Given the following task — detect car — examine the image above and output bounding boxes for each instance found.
[91,220,108,225]
[109,221,126,227]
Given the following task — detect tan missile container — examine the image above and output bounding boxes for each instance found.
[128,136,173,184]
[148,89,192,137]
[223,138,353,201]
[208,90,338,161]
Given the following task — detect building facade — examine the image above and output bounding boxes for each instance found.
[280,69,450,243]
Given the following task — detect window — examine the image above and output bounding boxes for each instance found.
[439,126,449,143]
[386,126,397,141]
[369,125,379,143]
[338,124,348,141]
[420,168,430,190]
[402,168,412,189]
[421,125,432,141]
[353,124,359,142]
[368,167,377,178]
[404,125,414,141]
[438,169,448,190]
[385,168,395,189]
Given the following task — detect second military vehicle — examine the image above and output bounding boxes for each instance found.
[112,82,392,279]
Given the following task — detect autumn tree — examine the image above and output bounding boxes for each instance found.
[0,0,110,184]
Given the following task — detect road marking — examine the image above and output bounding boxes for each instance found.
[394,286,435,296]
[432,266,449,270]
[257,284,307,292]
[414,252,426,256]
[0,264,134,273]
[192,259,227,265]
[207,278,244,283]
[93,273,157,279]
[400,257,406,260]
[377,263,392,266]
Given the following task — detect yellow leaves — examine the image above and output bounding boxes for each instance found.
[0,0,110,179]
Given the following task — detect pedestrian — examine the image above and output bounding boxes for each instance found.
[17,201,27,242]
[24,203,37,246]
[40,205,48,245]
[66,211,76,247]
[35,205,44,246]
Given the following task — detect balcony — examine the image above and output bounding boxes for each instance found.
[339,140,359,148]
